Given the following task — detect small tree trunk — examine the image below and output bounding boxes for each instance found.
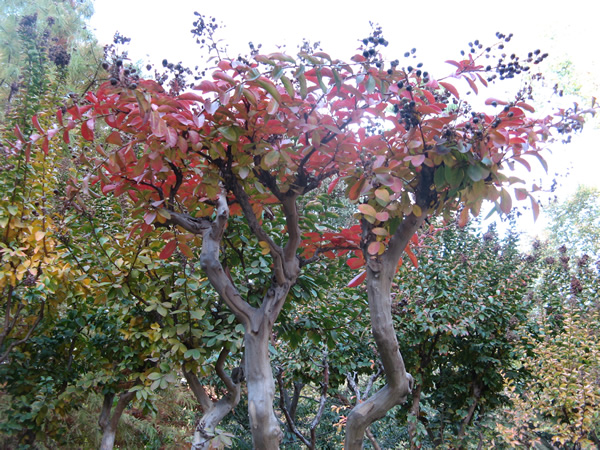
[184,351,242,450]
[98,390,135,450]
[408,384,423,448]
[245,318,282,449]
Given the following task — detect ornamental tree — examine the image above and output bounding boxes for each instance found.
[14,23,597,447]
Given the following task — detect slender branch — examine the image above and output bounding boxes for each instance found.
[161,210,212,235]
[182,366,213,412]
[214,347,236,393]
[167,162,183,206]
[227,174,286,283]
[309,357,330,448]
[276,368,311,448]
[0,299,45,364]
[198,190,255,325]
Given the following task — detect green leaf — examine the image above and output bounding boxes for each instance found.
[147,372,162,380]
[466,164,489,182]
[263,151,280,168]
[366,75,376,94]
[256,78,281,103]
[316,68,328,93]
[434,166,447,188]
[190,310,204,320]
[298,73,307,99]
[218,126,239,142]
[444,165,464,188]
[280,75,295,97]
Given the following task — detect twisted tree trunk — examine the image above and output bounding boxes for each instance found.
[183,349,242,449]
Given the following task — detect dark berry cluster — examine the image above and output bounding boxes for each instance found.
[395,98,419,131]
[48,44,71,68]
[359,23,388,68]
[191,12,220,50]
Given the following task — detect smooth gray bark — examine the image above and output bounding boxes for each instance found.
[184,349,242,449]
[98,390,135,450]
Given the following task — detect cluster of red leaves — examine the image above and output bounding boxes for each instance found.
[11,43,596,282]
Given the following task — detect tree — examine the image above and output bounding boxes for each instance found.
[13,23,597,448]
[391,220,539,447]
[0,0,101,366]
[496,246,600,447]
[544,185,600,258]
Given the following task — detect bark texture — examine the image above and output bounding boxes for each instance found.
[183,349,242,449]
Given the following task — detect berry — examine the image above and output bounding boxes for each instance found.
[110,78,118,86]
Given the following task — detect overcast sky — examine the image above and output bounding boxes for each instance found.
[89,0,599,234]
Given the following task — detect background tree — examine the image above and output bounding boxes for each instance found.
[496,246,600,447]
[389,220,539,448]
[543,185,600,258]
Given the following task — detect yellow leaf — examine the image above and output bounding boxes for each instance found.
[259,241,270,255]
[358,204,377,218]
[35,230,46,241]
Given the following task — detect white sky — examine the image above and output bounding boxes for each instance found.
[89,0,600,236]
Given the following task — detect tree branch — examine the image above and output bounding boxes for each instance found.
[198,190,255,326]
[182,366,213,412]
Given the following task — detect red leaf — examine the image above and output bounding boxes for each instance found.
[485,98,508,106]
[405,245,418,268]
[530,196,540,221]
[178,242,194,258]
[42,137,49,155]
[411,232,419,245]
[348,178,365,201]
[516,102,535,113]
[327,177,340,195]
[68,105,81,120]
[144,211,157,225]
[347,270,367,288]
[346,257,364,270]
[106,131,123,145]
[465,76,478,95]
[445,60,462,69]
[32,115,44,133]
[439,81,460,99]
[178,92,204,102]
[14,125,25,142]
[367,241,382,255]
[166,127,178,147]
[159,240,177,259]
[514,188,528,201]
[81,121,94,141]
